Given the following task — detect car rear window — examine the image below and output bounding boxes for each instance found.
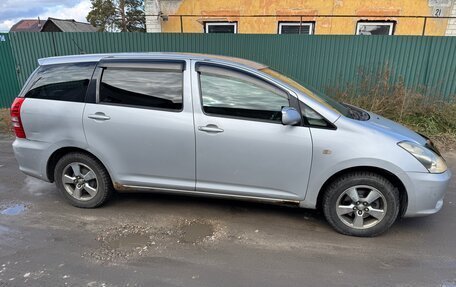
[24,62,96,103]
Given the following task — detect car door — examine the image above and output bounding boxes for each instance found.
[191,61,313,200]
[83,59,195,190]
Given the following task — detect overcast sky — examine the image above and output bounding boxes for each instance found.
[0,0,92,32]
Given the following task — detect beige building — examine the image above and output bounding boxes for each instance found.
[145,0,456,36]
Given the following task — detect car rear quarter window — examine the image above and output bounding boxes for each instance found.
[99,68,183,111]
[25,62,96,102]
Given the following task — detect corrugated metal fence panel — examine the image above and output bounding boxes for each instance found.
[3,33,456,108]
[0,33,20,108]
[9,32,56,85]
[425,37,456,100]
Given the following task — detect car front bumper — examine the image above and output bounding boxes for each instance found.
[403,169,452,217]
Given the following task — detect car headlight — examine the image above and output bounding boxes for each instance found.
[398,141,447,173]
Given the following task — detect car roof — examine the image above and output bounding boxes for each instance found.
[38,52,268,70]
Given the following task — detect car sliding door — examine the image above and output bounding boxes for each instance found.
[83,59,195,190]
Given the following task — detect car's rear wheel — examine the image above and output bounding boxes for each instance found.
[54,152,112,208]
[322,172,400,237]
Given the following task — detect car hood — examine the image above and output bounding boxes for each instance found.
[364,112,427,145]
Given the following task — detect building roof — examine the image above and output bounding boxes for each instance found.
[9,19,46,32]
[42,18,97,32]
[38,52,268,70]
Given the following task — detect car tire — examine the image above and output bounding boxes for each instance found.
[54,152,113,208]
[322,171,400,237]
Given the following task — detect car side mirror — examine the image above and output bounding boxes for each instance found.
[281,107,301,126]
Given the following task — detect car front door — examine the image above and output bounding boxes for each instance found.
[83,59,195,190]
[191,62,313,200]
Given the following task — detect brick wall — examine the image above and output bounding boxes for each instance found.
[145,0,183,32]
[145,0,162,32]
[446,3,456,35]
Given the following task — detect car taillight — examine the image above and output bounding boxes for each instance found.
[10,98,26,138]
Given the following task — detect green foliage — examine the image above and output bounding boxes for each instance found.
[125,0,146,32]
[87,0,145,32]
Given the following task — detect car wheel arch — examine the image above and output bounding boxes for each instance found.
[315,166,408,217]
[46,147,113,184]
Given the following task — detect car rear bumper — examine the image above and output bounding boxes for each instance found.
[12,138,51,182]
[403,169,452,217]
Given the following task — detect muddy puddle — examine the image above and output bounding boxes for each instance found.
[1,203,26,215]
[180,221,214,244]
[107,233,151,251]
[0,224,11,234]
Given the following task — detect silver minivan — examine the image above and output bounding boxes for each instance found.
[11,53,451,237]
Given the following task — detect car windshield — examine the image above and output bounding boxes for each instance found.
[260,68,350,117]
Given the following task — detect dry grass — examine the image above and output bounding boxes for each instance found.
[0,109,12,135]
[328,69,456,151]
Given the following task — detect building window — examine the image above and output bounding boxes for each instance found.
[356,21,395,35]
[278,22,314,34]
[204,22,237,33]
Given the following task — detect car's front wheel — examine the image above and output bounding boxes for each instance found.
[322,172,400,237]
[54,152,113,208]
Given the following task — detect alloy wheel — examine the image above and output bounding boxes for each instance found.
[61,162,98,201]
[335,185,387,229]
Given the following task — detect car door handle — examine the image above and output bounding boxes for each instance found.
[88,113,111,121]
[198,125,224,133]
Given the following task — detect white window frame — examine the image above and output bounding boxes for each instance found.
[278,22,314,35]
[356,21,395,35]
[204,22,237,33]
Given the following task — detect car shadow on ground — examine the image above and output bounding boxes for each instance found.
[108,190,327,225]
[104,190,439,237]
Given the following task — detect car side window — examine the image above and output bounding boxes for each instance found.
[99,68,183,111]
[300,101,332,128]
[198,65,289,122]
[25,62,96,102]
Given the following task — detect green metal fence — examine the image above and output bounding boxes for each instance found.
[0,33,20,108]
[1,32,456,108]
